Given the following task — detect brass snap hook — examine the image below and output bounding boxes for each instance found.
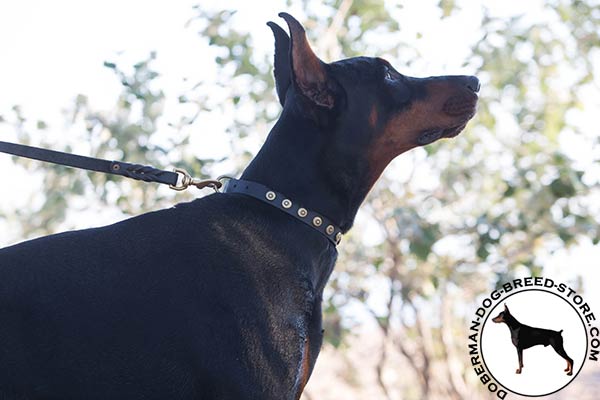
[170,168,223,192]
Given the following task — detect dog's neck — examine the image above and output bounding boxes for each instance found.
[504,313,522,330]
[241,105,372,233]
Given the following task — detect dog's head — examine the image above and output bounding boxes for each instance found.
[492,304,511,323]
[268,13,478,184]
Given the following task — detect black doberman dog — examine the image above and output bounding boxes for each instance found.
[492,304,574,376]
[0,13,478,400]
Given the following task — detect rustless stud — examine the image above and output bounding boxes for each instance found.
[326,225,335,235]
[282,199,292,209]
[265,191,276,201]
[297,208,308,217]
[335,232,342,244]
[312,216,322,227]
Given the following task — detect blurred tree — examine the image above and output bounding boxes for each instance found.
[1,0,599,399]
[0,52,216,239]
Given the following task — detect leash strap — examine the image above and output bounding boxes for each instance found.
[0,141,222,191]
[0,140,178,185]
[0,141,340,244]
[223,178,342,246]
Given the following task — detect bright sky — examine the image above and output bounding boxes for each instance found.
[0,0,546,121]
[1,0,599,308]
[0,0,202,122]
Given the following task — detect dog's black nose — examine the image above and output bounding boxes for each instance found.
[446,75,480,93]
[465,76,480,93]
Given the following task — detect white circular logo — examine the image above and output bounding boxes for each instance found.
[481,290,587,396]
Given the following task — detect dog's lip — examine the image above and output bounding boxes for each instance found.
[442,122,468,138]
[416,121,469,145]
[417,128,445,145]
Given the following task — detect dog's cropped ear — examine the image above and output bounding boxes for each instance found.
[278,12,337,109]
[504,303,509,312]
[267,21,291,106]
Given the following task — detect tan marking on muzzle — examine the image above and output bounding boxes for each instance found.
[365,80,476,188]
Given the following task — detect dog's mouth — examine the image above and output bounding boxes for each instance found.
[417,98,478,146]
[417,92,477,146]
[416,123,468,145]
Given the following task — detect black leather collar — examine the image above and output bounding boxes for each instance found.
[223,178,342,246]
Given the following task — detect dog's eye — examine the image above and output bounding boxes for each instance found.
[384,68,393,81]
[385,76,411,105]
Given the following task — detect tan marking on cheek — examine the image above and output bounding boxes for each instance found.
[365,100,433,186]
[369,105,378,127]
[364,80,472,188]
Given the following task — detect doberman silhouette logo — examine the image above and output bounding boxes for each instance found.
[479,288,589,397]
[491,303,574,376]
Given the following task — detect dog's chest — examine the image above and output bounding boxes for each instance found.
[511,328,521,347]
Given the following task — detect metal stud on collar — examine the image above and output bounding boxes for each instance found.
[265,191,277,201]
[223,178,342,246]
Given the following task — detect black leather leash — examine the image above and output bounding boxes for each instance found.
[0,141,221,191]
[0,140,341,245]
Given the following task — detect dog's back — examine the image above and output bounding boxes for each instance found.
[518,325,563,348]
[0,194,333,399]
